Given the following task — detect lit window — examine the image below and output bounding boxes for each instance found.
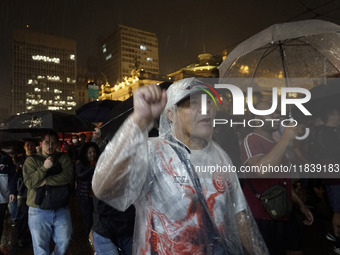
[32,55,60,64]
[106,54,112,60]
[47,76,60,81]
[140,45,147,50]
[70,54,75,60]
[147,57,153,62]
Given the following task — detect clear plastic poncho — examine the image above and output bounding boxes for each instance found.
[92,78,268,255]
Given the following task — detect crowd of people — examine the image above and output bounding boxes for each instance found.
[0,77,338,255]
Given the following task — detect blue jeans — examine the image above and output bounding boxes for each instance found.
[93,231,133,255]
[28,206,72,255]
[8,198,18,221]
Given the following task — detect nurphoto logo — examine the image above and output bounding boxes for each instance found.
[198,83,311,128]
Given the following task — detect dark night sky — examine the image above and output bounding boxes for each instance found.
[1,0,340,111]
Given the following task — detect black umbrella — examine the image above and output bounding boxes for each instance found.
[0,130,33,148]
[100,82,172,141]
[1,110,94,133]
[76,100,121,122]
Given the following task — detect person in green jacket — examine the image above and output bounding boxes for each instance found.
[23,130,74,255]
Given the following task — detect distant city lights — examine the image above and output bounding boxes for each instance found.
[32,55,60,64]
[47,75,61,81]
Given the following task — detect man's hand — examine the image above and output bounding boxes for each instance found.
[92,127,102,140]
[131,85,167,130]
[43,157,53,169]
[9,194,15,203]
[300,204,314,225]
[281,124,301,142]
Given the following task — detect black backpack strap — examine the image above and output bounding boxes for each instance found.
[247,179,260,198]
[169,142,228,254]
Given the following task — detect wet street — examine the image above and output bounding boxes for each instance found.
[0,193,337,255]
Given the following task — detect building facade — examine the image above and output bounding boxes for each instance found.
[168,53,222,82]
[97,25,159,86]
[12,29,77,114]
[98,69,171,101]
[97,53,221,102]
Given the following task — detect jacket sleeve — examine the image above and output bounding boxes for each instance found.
[92,116,150,211]
[23,156,49,189]
[75,162,95,181]
[45,153,74,186]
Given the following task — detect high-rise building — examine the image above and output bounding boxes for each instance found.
[97,25,159,85]
[12,29,77,114]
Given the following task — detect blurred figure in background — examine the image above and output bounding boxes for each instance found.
[75,142,100,237]
[0,149,16,255]
[80,133,87,146]
[240,101,313,255]
[68,134,81,161]
[313,107,340,254]
[92,196,135,255]
[15,139,37,248]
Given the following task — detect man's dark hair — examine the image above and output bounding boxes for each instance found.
[40,130,59,142]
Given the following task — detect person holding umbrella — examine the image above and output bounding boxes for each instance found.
[23,130,74,255]
[92,78,268,254]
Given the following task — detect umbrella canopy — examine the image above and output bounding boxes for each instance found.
[219,19,340,89]
[1,110,94,133]
[100,82,172,141]
[0,130,33,148]
[76,100,121,122]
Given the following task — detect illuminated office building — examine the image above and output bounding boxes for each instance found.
[97,25,159,85]
[12,29,77,114]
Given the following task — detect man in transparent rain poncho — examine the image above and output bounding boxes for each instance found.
[92,78,268,255]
